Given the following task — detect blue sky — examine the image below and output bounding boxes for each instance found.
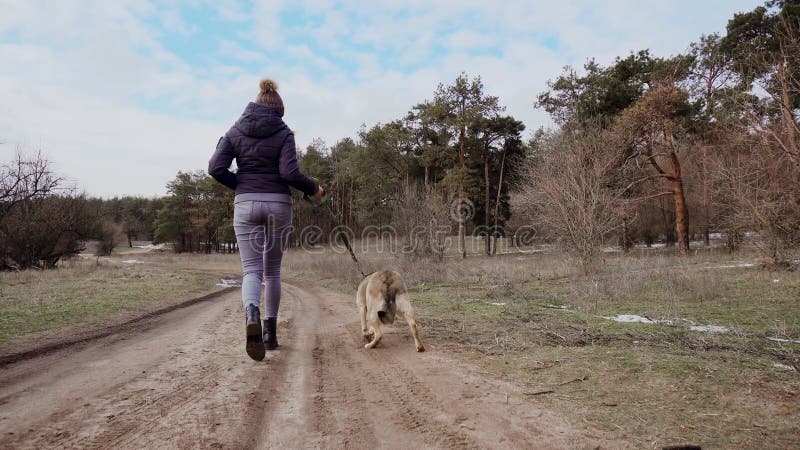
[0,0,761,197]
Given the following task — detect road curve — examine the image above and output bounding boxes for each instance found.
[0,281,595,449]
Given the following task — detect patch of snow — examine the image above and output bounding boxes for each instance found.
[600,314,730,334]
[773,363,797,372]
[712,262,756,269]
[602,247,622,253]
[134,243,166,250]
[486,302,506,306]
[605,314,657,324]
[121,259,143,264]
[767,337,800,344]
[773,279,781,283]
[494,249,543,255]
[601,314,682,325]
[217,278,242,288]
[689,325,729,333]
[547,304,568,310]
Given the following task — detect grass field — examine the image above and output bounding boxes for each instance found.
[283,243,800,448]
[1,239,797,447]
[0,257,219,345]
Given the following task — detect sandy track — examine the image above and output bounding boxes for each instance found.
[0,281,599,449]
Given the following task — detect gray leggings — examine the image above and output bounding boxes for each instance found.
[233,199,293,318]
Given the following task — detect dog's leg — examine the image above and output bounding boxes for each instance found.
[396,293,425,352]
[356,283,370,340]
[404,311,425,352]
[364,320,383,349]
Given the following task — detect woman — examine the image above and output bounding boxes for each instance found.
[208,78,324,361]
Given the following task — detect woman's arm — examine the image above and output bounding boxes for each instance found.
[208,135,238,190]
[279,132,320,196]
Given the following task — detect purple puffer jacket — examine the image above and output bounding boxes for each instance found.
[208,102,318,196]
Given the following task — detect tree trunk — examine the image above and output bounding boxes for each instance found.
[458,127,466,259]
[703,72,714,247]
[778,60,798,153]
[491,149,506,256]
[672,175,690,254]
[483,144,491,256]
[621,217,632,253]
[348,178,354,229]
[702,143,710,247]
[659,199,675,246]
[663,119,690,255]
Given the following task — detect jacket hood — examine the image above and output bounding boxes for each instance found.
[234,102,287,138]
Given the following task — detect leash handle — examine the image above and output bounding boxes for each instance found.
[302,191,329,207]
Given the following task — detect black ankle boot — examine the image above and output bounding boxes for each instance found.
[263,317,278,350]
[245,305,265,361]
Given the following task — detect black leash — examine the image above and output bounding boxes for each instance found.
[305,193,366,278]
[324,203,366,278]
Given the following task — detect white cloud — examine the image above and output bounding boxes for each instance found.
[204,0,250,22]
[0,75,220,197]
[445,30,499,51]
[250,0,286,49]
[0,0,763,197]
[219,40,266,62]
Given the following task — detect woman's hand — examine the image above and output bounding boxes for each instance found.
[313,185,325,199]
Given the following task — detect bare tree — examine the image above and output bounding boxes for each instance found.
[764,13,800,163]
[0,150,62,224]
[0,152,100,270]
[760,13,800,162]
[715,125,800,265]
[392,185,452,261]
[518,127,627,274]
[707,14,800,265]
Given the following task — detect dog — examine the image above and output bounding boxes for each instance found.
[356,270,425,352]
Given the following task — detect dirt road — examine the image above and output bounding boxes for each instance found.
[0,281,598,449]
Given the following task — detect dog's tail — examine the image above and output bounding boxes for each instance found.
[377,283,397,325]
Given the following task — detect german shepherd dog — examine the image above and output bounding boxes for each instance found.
[356,270,425,352]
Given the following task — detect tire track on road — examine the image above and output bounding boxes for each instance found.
[0,278,606,449]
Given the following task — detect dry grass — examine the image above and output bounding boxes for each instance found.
[281,241,800,448]
[4,240,795,446]
[0,256,219,344]
[283,237,580,289]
